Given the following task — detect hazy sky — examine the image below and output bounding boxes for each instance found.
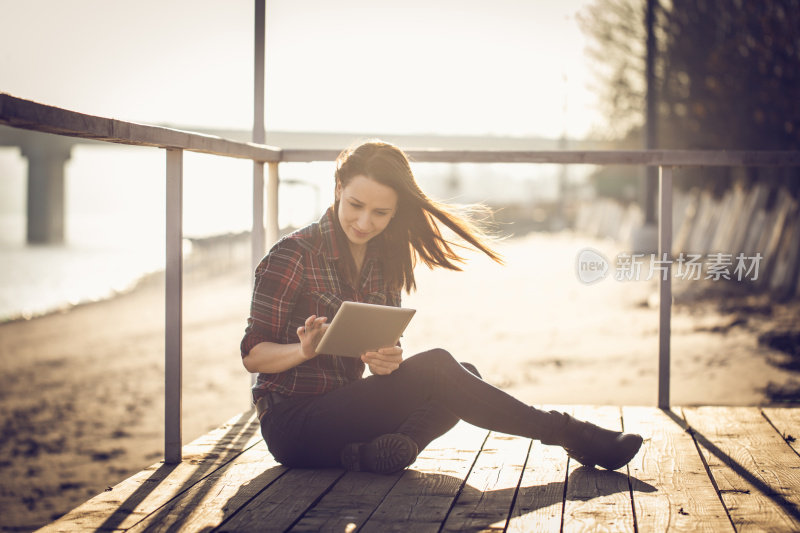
[1,0,599,138]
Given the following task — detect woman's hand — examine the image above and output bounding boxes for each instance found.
[297,315,329,360]
[362,345,403,376]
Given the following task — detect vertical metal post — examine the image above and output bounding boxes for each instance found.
[253,0,265,147]
[250,0,268,391]
[267,162,280,247]
[658,165,673,408]
[165,148,183,463]
[252,0,266,273]
[644,0,659,226]
[252,164,265,273]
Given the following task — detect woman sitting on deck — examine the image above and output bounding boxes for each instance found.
[240,140,642,475]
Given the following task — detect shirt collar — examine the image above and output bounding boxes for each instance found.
[319,206,343,260]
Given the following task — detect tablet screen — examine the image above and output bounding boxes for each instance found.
[315,301,416,358]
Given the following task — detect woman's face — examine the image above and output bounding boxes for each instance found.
[336,175,398,249]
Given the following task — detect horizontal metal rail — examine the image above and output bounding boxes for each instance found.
[0,93,281,162]
[4,94,799,168]
[2,93,799,459]
[281,148,800,167]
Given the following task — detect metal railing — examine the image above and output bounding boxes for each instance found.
[2,93,799,463]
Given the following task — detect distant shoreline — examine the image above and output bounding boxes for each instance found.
[0,230,249,325]
[1,215,547,325]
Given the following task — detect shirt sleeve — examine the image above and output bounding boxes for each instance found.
[240,239,305,357]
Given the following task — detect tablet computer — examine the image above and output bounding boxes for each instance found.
[315,301,416,358]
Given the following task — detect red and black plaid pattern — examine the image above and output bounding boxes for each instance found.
[241,207,401,397]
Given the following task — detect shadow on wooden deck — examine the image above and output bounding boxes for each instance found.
[662,408,800,525]
[39,406,800,532]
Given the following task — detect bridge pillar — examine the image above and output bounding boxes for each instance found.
[21,141,72,244]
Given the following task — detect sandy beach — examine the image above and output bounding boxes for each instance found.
[1,231,798,532]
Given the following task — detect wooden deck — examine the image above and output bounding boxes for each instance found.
[40,406,800,532]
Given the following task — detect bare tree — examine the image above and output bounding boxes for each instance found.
[580,0,800,195]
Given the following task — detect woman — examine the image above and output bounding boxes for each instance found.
[241,140,642,474]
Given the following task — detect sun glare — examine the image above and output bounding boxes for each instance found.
[0,0,597,138]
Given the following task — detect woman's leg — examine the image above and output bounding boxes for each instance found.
[263,348,641,472]
[391,362,482,450]
[391,349,560,443]
[337,361,486,474]
[259,359,480,469]
[390,349,642,471]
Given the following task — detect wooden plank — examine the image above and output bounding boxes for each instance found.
[597,199,624,241]
[617,202,644,245]
[759,194,795,288]
[769,208,800,293]
[682,406,800,531]
[753,195,786,285]
[670,190,691,251]
[291,422,489,532]
[742,207,768,256]
[685,191,713,254]
[762,407,800,456]
[709,188,741,254]
[213,468,345,532]
[697,193,723,254]
[40,412,261,532]
[672,191,698,257]
[0,94,281,162]
[128,441,287,533]
[441,432,531,532]
[728,184,766,255]
[286,470,405,532]
[562,406,636,533]
[506,418,570,533]
[359,421,489,533]
[622,406,733,532]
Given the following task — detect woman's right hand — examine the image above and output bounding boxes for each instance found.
[297,315,329,360]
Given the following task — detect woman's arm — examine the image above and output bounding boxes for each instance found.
[242,315,328,374]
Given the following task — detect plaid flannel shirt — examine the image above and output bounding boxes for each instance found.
[241,207,401,398]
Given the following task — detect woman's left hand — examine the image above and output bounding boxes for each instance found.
[362,346,403,376]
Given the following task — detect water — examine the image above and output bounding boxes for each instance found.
[0,143,574,322]
[0,146,333,321]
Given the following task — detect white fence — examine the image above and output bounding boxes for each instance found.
[575,184,800,296]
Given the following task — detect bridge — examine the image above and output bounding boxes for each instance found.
[0,122,610,244]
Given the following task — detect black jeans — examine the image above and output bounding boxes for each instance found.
[260,348,560,468]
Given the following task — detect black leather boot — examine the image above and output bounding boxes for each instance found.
[546,412,643,470]
[340,433,419,475]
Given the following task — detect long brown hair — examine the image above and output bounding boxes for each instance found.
[333,140,503,293]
